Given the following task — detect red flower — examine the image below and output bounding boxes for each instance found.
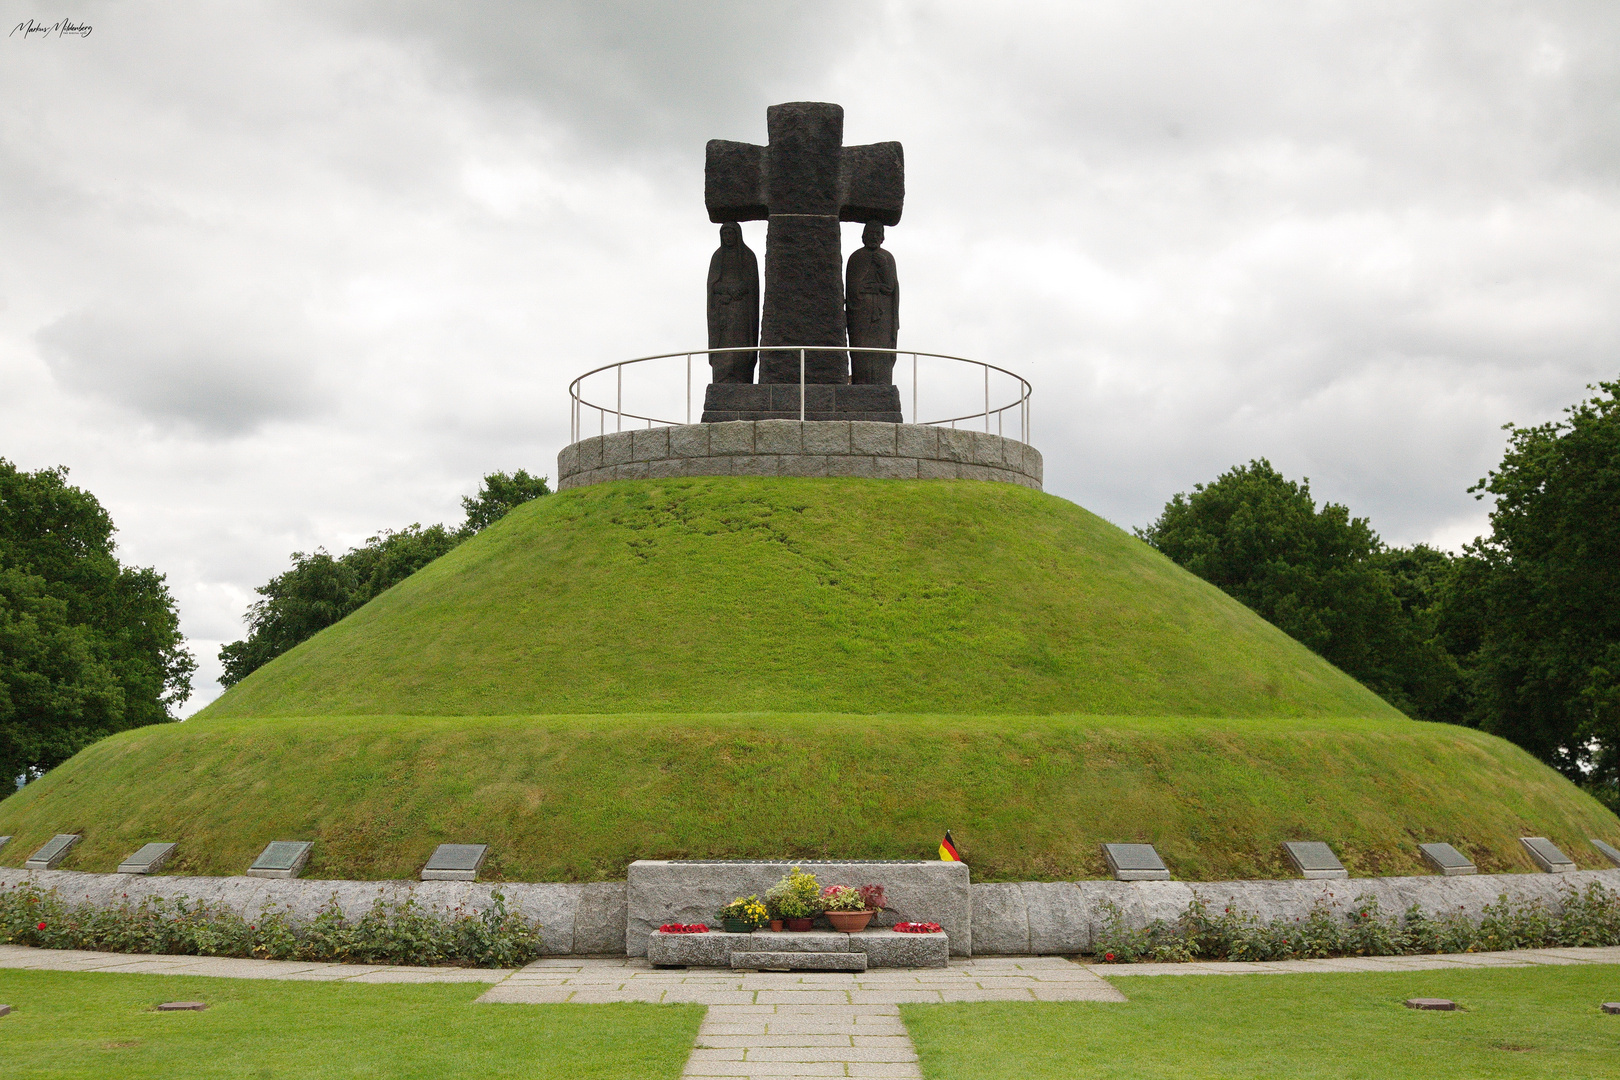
[36,922,46,931]
[1104,951,1116,962]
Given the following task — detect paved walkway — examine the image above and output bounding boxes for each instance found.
[5,945,1619,1079]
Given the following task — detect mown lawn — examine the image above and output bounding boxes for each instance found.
[2,713,1615,883]
[903,965,1620,1079]
[0,969,702,1079]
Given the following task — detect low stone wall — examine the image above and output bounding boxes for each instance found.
[9,867,1617,958]
[557,421,1042,491]
[0,869,625,957]
[971,870,1620,954]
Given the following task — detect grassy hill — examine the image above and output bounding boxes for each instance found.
[200,477,1398,719]
[2,713,1616,882]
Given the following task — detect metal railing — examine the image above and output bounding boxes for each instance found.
[568,347,1032,445]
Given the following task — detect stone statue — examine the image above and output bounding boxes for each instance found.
[706,221,759,383]
[844,221,898,384]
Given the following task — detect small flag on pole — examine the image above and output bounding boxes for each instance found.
[939,830,962,862]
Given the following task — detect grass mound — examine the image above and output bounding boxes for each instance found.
[199,477,1398,719]
[2,713,1614,882]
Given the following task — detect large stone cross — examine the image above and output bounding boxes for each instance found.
[706,102,903,383]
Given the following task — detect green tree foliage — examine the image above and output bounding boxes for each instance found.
[1138,459,1462,720]
[0,459,195,782]
[1454,380,1620,786]
[218,470,549,688]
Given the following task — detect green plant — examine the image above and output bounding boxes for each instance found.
[765,867,823,919]
[0,881,544,968]
[821,885,868,912]
[717,895,768,924]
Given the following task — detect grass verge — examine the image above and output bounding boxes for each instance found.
[903,965,1620,1079]
[0,969,701,1079]
[2,713,1614,882]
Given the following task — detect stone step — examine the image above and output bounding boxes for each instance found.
[648,927,949,969]
[731,951,867,972]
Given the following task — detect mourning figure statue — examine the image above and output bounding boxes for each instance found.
[707,221,759,383]
[845,221,899,384]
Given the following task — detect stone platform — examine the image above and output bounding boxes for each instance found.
[558,421,1042,491]
[647,928,949,969]
[700,382,903,423]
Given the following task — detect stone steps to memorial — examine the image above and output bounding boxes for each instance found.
[732,951,867,972]
[648,928,949,970]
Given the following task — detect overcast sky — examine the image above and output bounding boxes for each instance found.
[5,1,1618,714]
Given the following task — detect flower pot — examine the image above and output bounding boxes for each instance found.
[721,918,756,934]
[824,910,876,933]
[769,920,784,932]
[785,917,814,932]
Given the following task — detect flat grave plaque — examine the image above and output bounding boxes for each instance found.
[1590,838,1620,869]
[0,836,10,852]
[1418,842,1476,876]
[1103,843,1171,881]
[1520,836,1575,874]
[24,833,81,870]
[157,1001,207,1011]
[1602,1003,1620,1015]
[1405,998,1456,1011]
[1282,841,1348,879]
[247,840,312,879]
[421,843,487,881]
[117,842,177,875]
[0,1004,10,1017]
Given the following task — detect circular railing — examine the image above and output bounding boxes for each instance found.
[568,347,1032,445]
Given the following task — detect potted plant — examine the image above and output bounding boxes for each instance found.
[822,883,887,932]
[716,895,768,934]
[765,867,824,931]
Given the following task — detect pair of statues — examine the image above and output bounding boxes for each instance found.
[707,221,898,384]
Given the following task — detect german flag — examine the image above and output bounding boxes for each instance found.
[938,831,962,862]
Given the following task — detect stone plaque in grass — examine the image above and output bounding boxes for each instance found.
[0,1004,11,1017]
[1102,843,1170,881]
[422,843,487,881]
[1282,841,1348,879]
[1405,998,1455,1011]
[157,1001,207,1011]
[1591,838,1620,869]
[1520,836,1575,874]
[117,842,177,875]
[247,840,313,879]
[1602,1003,1620,1015]
[1418,842,1476,876]
[24,834,80,870]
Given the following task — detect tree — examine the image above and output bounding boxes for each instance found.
[0,459,195,784]
[218,470,549,688]
[1456,380,1620,786]
[1138,459,1461,719]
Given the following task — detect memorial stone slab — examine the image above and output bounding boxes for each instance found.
[1405,998,1456,1011]
[1282,841,1348,879]
[1102,843,1171,881]
[1602,1003,1620,1015]
[422,843,487,881]
[1418,842,1476,876]
[1520,836,1575,873]
[24,834,80,870]
[246,840,313,879]
[157,1001,207,1011]
[0,836,9,854]
[117,842,177,875]
[1590,838,1620,869]
[732,950,866,972]
[0,1004,10,1016]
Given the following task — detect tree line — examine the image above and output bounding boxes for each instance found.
[1139,379,1620,807]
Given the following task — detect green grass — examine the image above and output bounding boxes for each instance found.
[3,713,1614,882]
[0,969,701,1079]
[903,965,1620,1079]
[200,478,1397,719]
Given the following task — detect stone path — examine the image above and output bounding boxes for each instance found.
[5,945,1619,1079]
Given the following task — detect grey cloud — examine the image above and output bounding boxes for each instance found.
[37,305,323,435]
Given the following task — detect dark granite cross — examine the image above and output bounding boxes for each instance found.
[706,102,903,384]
